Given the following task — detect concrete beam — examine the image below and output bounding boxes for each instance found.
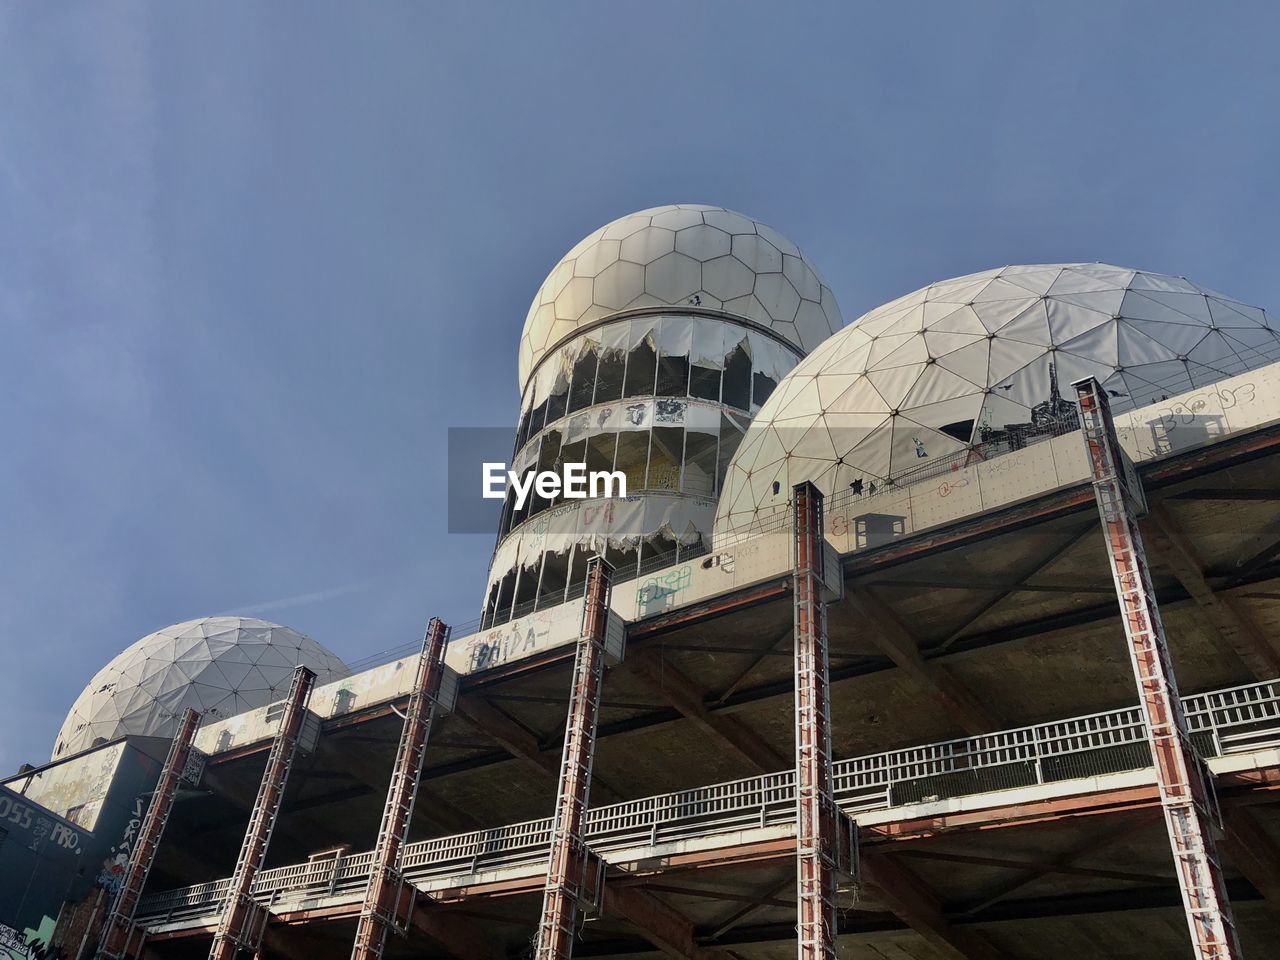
[261,923,342,960]
[1228,515,1280,582]
[863,852,1008,960]
[602,885,719,960]
[639,883,791,909]
[408,902,502,960]
[452,694,556,778]
[336,737,482,834]
[1220,808,1280,908]
[453,692,624,805]
[1145,503,1280,678]
[1171,488,1280,502]
[845,589,998,735]
[934,526,1094,651]
[713,630,792,706]
[958,815,1146,915]
[201,764,343,856]
[896,847,1170,886]
[624,648,789,775]
[704,877,791,942]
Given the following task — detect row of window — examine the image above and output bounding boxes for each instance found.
[498,414,748,539]
[517,315,799,452]
[482,530,708,630]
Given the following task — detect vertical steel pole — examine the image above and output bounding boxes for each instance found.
[209,666,316,960]
[350,619,450,960]
[793,482,839,960]
[534,557,612,960]
[96,708,202,960]
[1074,377,1242,959]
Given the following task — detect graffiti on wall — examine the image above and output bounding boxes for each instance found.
[464,616,554,672]
[635,565,691,609]
[0,916,54,960]
[0,794,81,856]
[95,793,145,895]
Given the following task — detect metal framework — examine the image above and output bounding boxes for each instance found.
[136,675,1280,926]
[1074,376,1242,960]
[792,481,840,960]
[350,618,450,960]
[535,557,612,960]
[95,708,202,960]
[208,666,317,960]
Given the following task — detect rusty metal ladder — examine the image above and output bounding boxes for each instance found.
[95,708,202,960]
[349,618,450,960]
[1075,377,1241,960]
[534,558,612,960]
[208,665,316,960]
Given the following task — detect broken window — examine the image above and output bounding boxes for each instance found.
[522,399,546,451]
[557,438,586,506]
[545,349,571,424]
[565,545,599,600]
[594,322,628,403]
[750,331,786,410]
[512,560,540,618]
[516,391,538,451]
[614,429,650,492]
[567,338,599,413]
[529,428,562,515]
[648,426,683,491]
[640,531,680,572]
[482,580,501,629]
[604,542,639,581]
[682,427,718,497]
[678,531,710,564]
[493,569,517,626]
[752,370,777,408]
[586,431,617,475]
[689,320,724,401]
[508,464,537,529]
[722,333,752,410]
[498,480,520,539]
[623,320,659,398]
[524,361,559,445]
[655,317,692,396]
[536,550,570,609]
[717,411,749,491]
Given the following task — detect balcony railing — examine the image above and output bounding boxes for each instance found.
[135,677,1280,925]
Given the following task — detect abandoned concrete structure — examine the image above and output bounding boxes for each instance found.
[6,213,1280,960]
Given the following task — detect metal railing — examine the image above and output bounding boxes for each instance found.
[137,678,1280,926]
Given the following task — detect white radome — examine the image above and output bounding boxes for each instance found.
[53,616,351,759]
[714,263,1280,537]
[518,204,843,390]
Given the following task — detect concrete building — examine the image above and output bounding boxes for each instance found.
[6,218,1280,960]
[483,205,841,629]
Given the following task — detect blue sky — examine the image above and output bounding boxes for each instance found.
[2,1,1278,770]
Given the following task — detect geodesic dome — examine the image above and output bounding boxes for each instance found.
[518,204,842,390]
[53,616,350,760]
[714,263,1280,537]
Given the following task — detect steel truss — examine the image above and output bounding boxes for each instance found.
[793,482,842,960]
[350,618,450,960]
[1074,376,1242,959]
[209,666,316,960]
[535,557,612,960]
[95,708,202,960]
